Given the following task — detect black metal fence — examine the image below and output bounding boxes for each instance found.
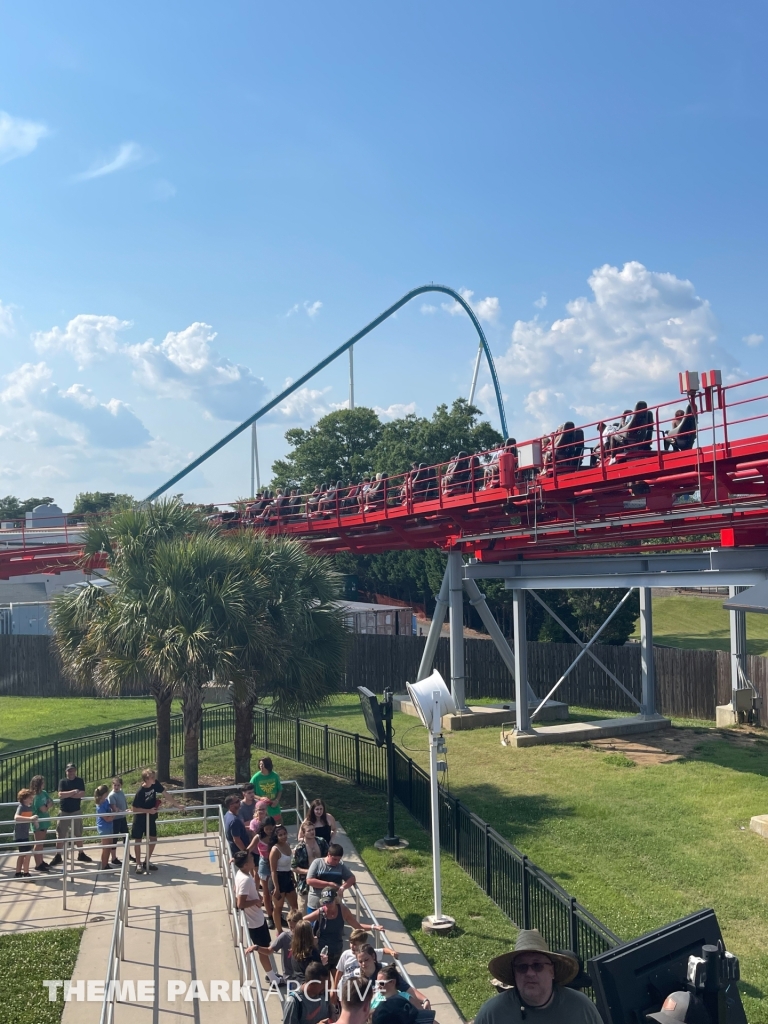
[0,702,620,963]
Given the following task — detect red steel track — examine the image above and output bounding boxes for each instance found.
[234,374,768,561]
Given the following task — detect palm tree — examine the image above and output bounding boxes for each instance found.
[50,499,206,781]
[228,533,349,782]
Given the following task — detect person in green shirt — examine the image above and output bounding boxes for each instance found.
[249,757,282,823]
[29,775,54,873]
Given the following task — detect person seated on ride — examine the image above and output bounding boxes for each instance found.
[622,401,654,456]
[545,423,585,473]
[412,463,429,502]
[285,489,303,521]
[484,438,518,488]
[341,481,359,513]
[309,484,327,516]
[263,489,288,522]
[365,473,389,512]
[663,404,697,451]
[319,481,341,515]
[598,410,632,456]
[423,464,439,501]
[358,477,372,511]
[400,464,419,506]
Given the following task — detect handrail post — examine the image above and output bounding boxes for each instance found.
[145,811,150,868]
[484,822,491,896]
[203,789,208,846]
[62,838,68,910]
[569,896,578,957]
[522,855,531,929]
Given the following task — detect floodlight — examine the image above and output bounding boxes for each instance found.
[357,686,386,747]
[404,668,456,933]
[406,670,456,734]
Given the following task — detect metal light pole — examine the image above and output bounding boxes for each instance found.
[349,345,355,410]
[251,423,261,497]
[382,690,398,845]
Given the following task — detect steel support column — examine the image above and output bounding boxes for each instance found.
[448,551,467,710]
[463,577,538,703]
[417,567,449,681]
[512,589,532,733]
[639,587,656,717]
[729,585,748,698]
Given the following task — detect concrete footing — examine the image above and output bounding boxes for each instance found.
[374,837,410,851]
[716,704,738,728]
[394,695,569,731]
[750,814,768,838]
[421,915,456,934]
[501,713,672,747]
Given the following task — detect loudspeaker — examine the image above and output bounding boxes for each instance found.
[406,670,456,733]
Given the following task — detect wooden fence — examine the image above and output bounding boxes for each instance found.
[3,633,767,722]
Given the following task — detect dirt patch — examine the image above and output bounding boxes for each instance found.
[589,724,767,765]
[398,865,417,875]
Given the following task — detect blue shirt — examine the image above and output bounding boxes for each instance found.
[96,799,113,835]
[225,810,249,854]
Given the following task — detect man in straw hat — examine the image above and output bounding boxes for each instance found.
[474,929,603,1023]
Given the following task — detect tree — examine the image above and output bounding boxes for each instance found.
[272,408,382,491]
[50,499,207,781]
[0,495,54,520]
[72,491,135,516]
[228,533,348,781]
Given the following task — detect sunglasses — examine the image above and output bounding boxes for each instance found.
[514,961,553,975]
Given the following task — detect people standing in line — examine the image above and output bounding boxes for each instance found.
[289,919,324,981]
[269,822,299,930]
[305,843,356,910]
[50,762,92,866]
[368,961,431,1014]
[246,908,304,981]
[283,962,334,1024]
[224,794,256,856]
[13,788,37,878]
[299,798,337,845]
[304,889,379,971]
[255,814,277,925]
[473,929,603,1024]
[292,821,329,914]
[108,777,129,866]
[238,784,258,825]
[131,768,164,874]
[29,775,54,873]
[94,785,116,870]
[335,932,396,989]
[337,975,374,1024]
[232,850,277,980]
[250,757,283,823]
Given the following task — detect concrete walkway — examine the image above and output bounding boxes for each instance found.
[1,824,466,1024]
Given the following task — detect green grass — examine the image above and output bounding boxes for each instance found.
[630,594,768,655]
[0,697,181,754]
[0,928,83,1024]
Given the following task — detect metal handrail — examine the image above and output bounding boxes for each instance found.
[98,835,131,1024]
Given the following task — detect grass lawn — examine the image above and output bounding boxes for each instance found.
[299,695,768,1023]
[630,594,768,655]
[0,928,83,1024]
[0,697,181,754]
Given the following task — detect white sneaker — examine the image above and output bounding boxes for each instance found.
[265,971,283,985]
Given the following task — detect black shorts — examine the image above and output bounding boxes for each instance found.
[248,923,272,947]
[112,816,129,837]
[16,841,33,854]
[276,871,295,894]
[131,814,157,839]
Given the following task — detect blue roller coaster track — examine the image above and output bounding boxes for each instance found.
[145,284,508,501]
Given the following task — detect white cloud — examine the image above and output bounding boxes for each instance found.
[33,314,132,368]
[441,287,500,324]
[75,141,143,181]
[496,261,730,433]
[0,361,151,449]
[265,385,336,423]
[127,322,269,421]
[0,110,48,165]
[744,333,764,347]
[0,299,14,336]
[534,293,547,309]
[285,304,300,317]
[420,304,437,314]
[373,402,417,420]
[305,301,322,318]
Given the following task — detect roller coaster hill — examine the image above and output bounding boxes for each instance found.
[213,369,768,561]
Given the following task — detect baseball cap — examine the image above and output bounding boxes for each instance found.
[647,991,710,1024]
[65,763,77,770]
[319,887,336,905]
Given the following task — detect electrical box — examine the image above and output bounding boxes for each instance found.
[517,440,543,470]
[679,370,700,393]
[498,452,517,487]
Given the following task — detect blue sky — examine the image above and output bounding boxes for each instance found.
[0,2,766,507]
